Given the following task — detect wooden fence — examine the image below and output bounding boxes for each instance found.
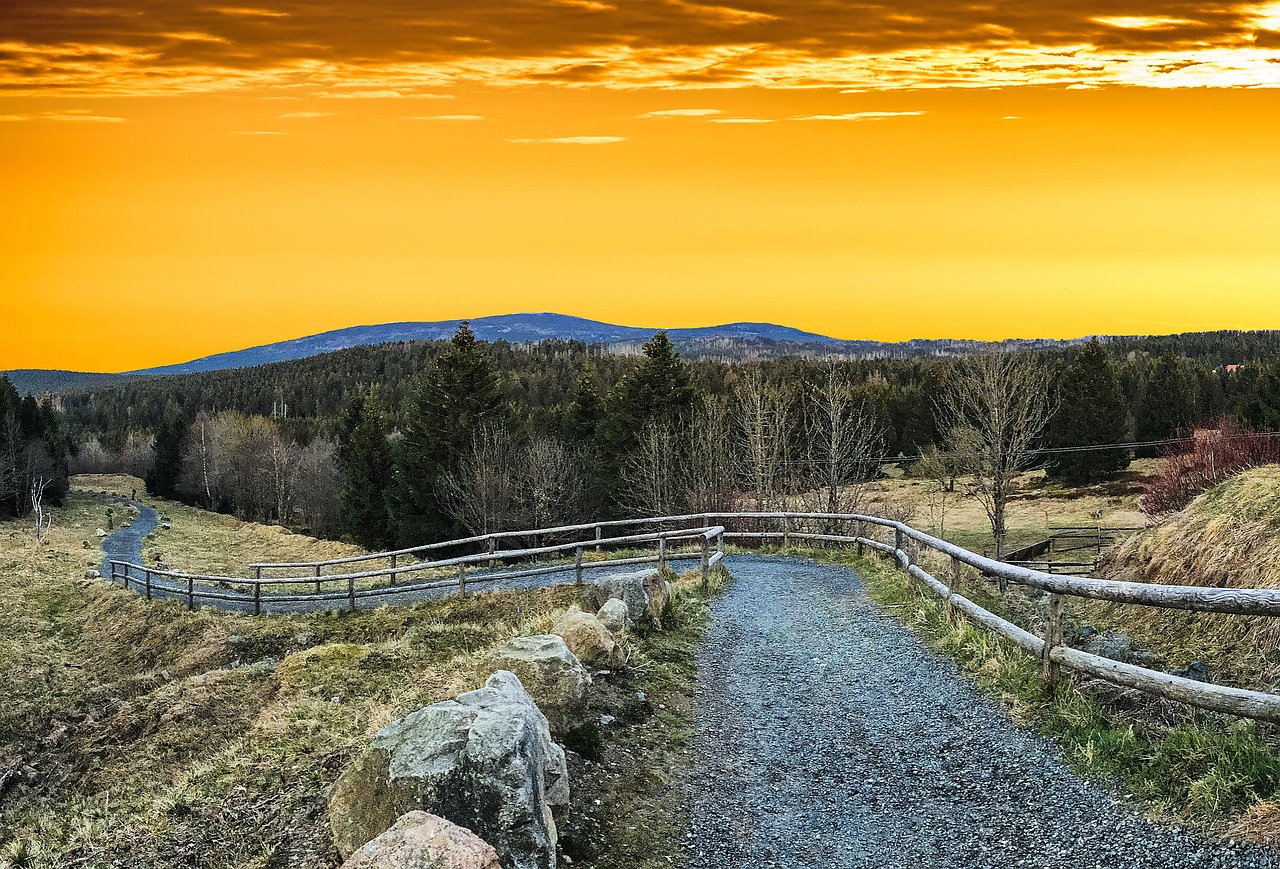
[108,510,1280,723]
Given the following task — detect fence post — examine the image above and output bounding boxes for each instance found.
[783,516,792,549]
[187,575,194,611]
[855,521,865,557]
[389,553,398,586]
[348,575,356,611]
[948,555,963,623]
[315,564,322,594]
[255,565,262,582]
[717,530,724,556]
[575,546,584,584]
[658,535,667,571]
[144,568,152,601]
[254,580,261,616]
[487,536,496,568]
[701,535,711,592]
[594,524,602,552]
[458,563,467,596]
[894,527,906,569]
[1042,593,1065,690]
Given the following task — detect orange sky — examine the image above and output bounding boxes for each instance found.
[3,1,1280,371]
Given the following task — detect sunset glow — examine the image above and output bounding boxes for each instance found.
[3,1,1280,370]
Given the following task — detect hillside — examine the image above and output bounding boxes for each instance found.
[1099,464,1280,685]
[0,478,709,868]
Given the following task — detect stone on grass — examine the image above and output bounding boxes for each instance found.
[587,570,670,627]
[595,599,631,636]
[329,670,567,869]
[551,607,624,668]
[488,635,592,732]
[339,811,501,869]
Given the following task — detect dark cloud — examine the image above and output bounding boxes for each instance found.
[1,0,1277,93]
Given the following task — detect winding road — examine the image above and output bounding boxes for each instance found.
[684,555,1275,869]
[99,497,159,579]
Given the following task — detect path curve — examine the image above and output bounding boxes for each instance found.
[99,497,159,579]
[684,555,1275,869]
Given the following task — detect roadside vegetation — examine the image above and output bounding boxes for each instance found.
[0,479,723,869]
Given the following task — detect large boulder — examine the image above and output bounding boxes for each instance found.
[595,599,631,637]
[586,570,670,627]
[329,671,568,869]
[488,635,592,732]
[340,811,501,869]
[551,608,624,668]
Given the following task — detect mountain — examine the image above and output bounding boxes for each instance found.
[123,313,853,377]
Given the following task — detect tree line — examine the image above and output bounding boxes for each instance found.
[0,375,72,520]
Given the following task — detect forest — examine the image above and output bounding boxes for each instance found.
[9,326,1280,552]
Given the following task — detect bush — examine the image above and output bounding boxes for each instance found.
[1140,418,1280,516]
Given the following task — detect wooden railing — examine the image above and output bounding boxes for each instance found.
[108,524,726,614]
[108,509,1280,722]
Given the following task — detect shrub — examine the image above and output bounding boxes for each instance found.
[1140,418,1280,516]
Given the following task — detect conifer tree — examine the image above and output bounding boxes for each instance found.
[338,389,394,548]
[1136,352,1199,444]
[1246,360,1280,431]
[391,323,505,543]
[145,404,187,499]
[564,362,603,444]
[1046,340,1132,484]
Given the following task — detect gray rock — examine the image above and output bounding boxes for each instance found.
[329,670,568,869]
[488,635,592,732]
[587,569,670,626]
[1083,630,1131,663]
[551,607,624,668]
[596,598,632,635]
[339,811,501,869]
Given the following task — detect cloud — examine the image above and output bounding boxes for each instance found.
[2,1,1280,96]
[0,109,124,122]
[708,117,773,123]
[1002,115,1021,120]
[315,90,455,99]
[406,113,485,120]
[637,107,721,118]
[791,111,926,121]
[508,135,625,144]
[278,110,334,118]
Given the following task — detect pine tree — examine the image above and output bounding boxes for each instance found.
[145,404,187,499]
[597,331,696,505]
[338,389,394,549]
[1046,340,1133,484]
[1136,352,1199,444]
[1245,360,1280,431]
[564,362,603,444]
[391,323,505,543]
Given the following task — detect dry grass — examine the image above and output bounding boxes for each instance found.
[0,483,712,869]
[1098,464,1280,686]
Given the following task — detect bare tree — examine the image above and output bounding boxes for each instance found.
[180,412,218,506]
[30,476,51,543]
[267,426,301,524]
[736,369,793,511]
[621,420,682,517]
[935,353,1055,556]
[913,444,961,537]
[439,423,519,535]
[683,397,738,514]
[803,365,884,519]
[517,436,588,531]
[293,438,343,536]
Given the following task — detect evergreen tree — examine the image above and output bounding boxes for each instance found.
[1046,340,1133,484]
[338,389,394,549]
[391,323,505,543]
[1245,360,1280,431]
[1136,352,1199,446]
[597,331,696,498]
[564,362,603,443]
[145,404,187,499]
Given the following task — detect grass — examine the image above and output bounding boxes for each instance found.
[0,480,726,868]
[799,544,1280,842]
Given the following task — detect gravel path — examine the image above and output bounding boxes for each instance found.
[99,497,159,579]
[684,555,1277,869]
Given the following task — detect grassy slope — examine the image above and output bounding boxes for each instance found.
[0,481,717,869]
[1100,464,1280,686]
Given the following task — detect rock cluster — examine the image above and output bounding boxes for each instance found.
[340,811,502,869]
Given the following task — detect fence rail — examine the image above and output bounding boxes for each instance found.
[107,510,1280,723]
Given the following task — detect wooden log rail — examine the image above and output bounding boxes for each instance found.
[104,509,1280,723]
[108,525,726,616]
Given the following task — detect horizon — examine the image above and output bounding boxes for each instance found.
[4,2,1280,371]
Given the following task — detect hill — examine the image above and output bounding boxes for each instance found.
[1099,464,1280,685]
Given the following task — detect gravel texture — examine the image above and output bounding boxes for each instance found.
[99,496,159,579]
[684,554,1277,869]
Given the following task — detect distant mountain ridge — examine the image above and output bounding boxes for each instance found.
[7,311,1107,394]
